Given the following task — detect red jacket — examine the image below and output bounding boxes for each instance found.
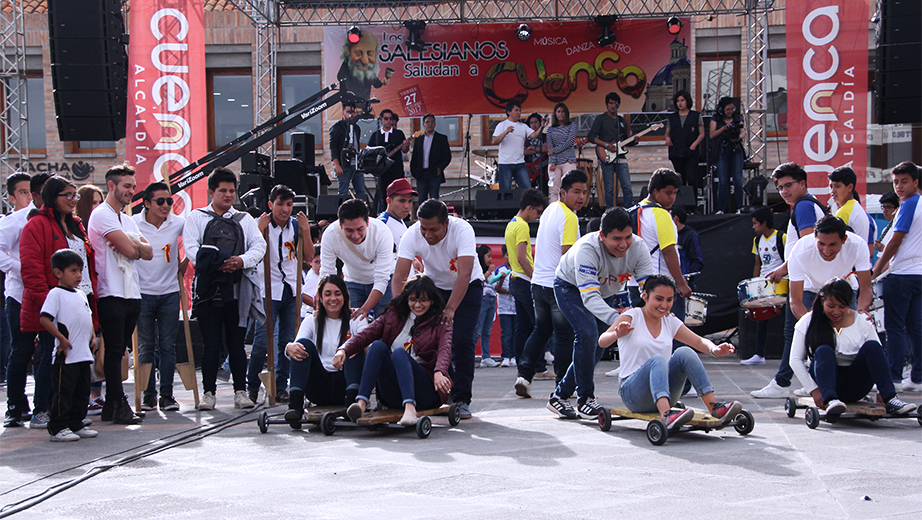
[20,207,99,332]
[341,307,453,404]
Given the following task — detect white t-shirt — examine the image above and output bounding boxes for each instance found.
[493,119,530,164]
[791,310,880,394]
[40,287,94,365]
[392,313,417,358]
[261,217,300,299]
[888,193,922,275]
[133,210,185,295]
[834,199,874,247]
[294,314,368,372]
[753,230,786,277]
[532,201,581,287]
[65,235,94,297]
[398,216,482,290]
[88,202,143,299]
[495,267,515,315]
[636,199,678,275]
[300,268,320,318]
[618,307,684,381]
[787,231,871,293]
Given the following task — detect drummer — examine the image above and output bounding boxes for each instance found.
[743,207,786,366]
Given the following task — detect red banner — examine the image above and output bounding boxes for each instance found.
[126,0,207,217]
[787,1,869,202]
[324,20,692,118]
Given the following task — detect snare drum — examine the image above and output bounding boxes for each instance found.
[612,291,632,311]
[872,275,886,301]
[685,295,708,326]
[871,306,886,332]
[738,277,789,308]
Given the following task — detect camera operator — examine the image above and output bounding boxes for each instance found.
[709,97,745,214]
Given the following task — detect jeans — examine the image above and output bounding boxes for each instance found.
[337,165,366,198]
[554,279,614,400]
[883,274,921,383]
[811,341,897,402]
[97,296,142,401]
[138,292,180,398]
[438,281,482,405]
[357,340,441,410]
[474,293,496,358]
[5,297,54,413]
[0,305,9,383]
[600,159,633,207]
[416,171,442,202]
[195,300,248,394]
[618,347,716,413]
[345,280,392,320]
[755,319,770,357]
[288,338,362,406]
[518,284,565,382]
[776,290,855,387]
[497,163,531,190]
[716,146,744,212]
[247,285,297,393]
[510,276,535,366]
[499,314,516,359]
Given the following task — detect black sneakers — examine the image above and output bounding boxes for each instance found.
[885,396,917,415]
[285,390,305,423]
[3,406,24,428]
[159,395,180,411]
[276,389,290,403]
[576,397,606,420]
[112,395,143,425]
[547,394,577,419]
[141,393,157,411]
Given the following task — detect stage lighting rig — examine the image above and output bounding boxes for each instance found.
[667,17,682,35]
[347,26,362,44]
[516,24,532,41]
[594,15,617,47]
[404,21,427,52]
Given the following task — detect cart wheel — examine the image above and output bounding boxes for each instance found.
[448,403,461,427]
[257,411,268,434]
[416,416,432,439]
[320,412,337,436]
[289,419,302,431]
[646,419,668,446]
[784,397,797,419]
[598,408,612,432]
[733,410,755,435]
[917,408,922,427]
[805,407,820,429]
[674,401,686,410]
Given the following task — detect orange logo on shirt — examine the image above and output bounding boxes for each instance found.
[449,257,458,272]
[403,339,413,352]
[284,240,297,260]
[162,243,171,263]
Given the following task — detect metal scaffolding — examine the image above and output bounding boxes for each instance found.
[745,1,769,176]
[0,0,29,213]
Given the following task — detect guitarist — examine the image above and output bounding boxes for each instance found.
[588,92,634,208]
[368,109,410,214]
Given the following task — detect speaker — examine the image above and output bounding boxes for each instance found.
[48,0,127,141]
[876,0,922,124]
[241,152,270,175]
[290,133,316,167]
[637,186,696,210]
[274,159,308,195]
[316,194,352,220]
[476,189,523,220]
[238,173,274,213]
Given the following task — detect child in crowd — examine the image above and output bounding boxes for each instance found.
[475,245,499,367]
[494,245,517,367]
[744,207,786,365]
[39,249,97,442]
[301,245,321,318]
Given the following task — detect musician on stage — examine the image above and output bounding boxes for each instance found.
[409,114,452,202]
[524,112,548,194]
[330,100,366,199]
[709,97,745,214]
[545,102,578,204]
[368,109,410,214]
[588,92,633,207]
[491,101,544,190]
[664,90,704,189]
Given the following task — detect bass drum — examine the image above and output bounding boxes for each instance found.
[738,277,789,308]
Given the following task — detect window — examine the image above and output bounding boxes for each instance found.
[278,70,322,150]
[411,116,462,147]
[765,52,787,136]
[696,55,740,115]
[3,75,46,154]
[208,70,252,150]
[71,140,116,154]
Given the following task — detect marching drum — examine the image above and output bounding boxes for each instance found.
[685,296,708,326]
[738,277,789,308]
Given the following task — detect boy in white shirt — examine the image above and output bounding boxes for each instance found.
[491,101,544,190]
[743,207,786,365]
[829,166,875,260]
[40,249,97,441]
[301,245,322,318]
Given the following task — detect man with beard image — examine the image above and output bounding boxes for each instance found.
[338,30,392,102]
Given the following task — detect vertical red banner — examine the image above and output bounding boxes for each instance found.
[126,0,207,217]
[787,1,869,203]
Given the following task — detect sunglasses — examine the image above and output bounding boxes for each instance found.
[153,197,173,206]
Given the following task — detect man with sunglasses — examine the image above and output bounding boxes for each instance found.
[133,182,186,412]
[368,109,410,214]
[589,92,634,208]
[751,162,828,399]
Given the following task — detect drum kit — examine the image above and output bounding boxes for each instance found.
[737,276,789,321]
[471,149,499,188]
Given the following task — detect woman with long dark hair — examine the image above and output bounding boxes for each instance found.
[333,275,452,426]
[665,90,704,188]
[474,244,498,367]
[545,102,578,203]
[283,274,368,423]
[599,275,742,430]
[709,96,745,214]
[790,278,916,416]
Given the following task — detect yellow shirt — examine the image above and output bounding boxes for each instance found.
[504,216,533,280]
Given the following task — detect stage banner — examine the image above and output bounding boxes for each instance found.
[126,0,207,217]
[787,1,869,202]
[323,19,692,119]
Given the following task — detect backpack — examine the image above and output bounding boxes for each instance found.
[790,195,830,234]
[199,209,247,259]
[627,200,661,255]
[753,231,785,263]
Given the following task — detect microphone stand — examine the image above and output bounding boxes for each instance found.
[464,113,473,218]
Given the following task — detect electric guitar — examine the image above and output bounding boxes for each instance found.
[387,129,424,159]
[595,123,664,164]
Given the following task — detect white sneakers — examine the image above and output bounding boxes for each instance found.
[480,357,499,368]
[544,351,555,364]
[605,367,621,377]
[740,355,766,365]
[50,428,94,442]
[899,379,922,392]
[234,390,256,409]
[514,377,532,398]
[792,387,810,397]
[197,392,216,410]
[750,379,790,398]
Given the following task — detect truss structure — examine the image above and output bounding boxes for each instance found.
[0,0,28,212]
[745,2,769,176]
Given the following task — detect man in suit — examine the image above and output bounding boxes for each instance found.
[410,113,452,202]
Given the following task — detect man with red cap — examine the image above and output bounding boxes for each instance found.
[378,178,417,252]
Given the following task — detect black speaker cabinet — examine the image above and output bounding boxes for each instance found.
[290,132,316,167]
[476,189,523,220]
[274,159,308,195]
[241,152,271,176]
[316,194,352,220]
[238,174,274,213]
[876,0,922,124]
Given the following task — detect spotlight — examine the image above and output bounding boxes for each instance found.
[667,16,682,35]
[404,20,427,52]
[347,26,362,45]
[516,24,532,41]
[594,15,617,47]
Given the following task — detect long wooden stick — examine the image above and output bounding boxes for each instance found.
[262,227,276,405]
[295,234,303,332]
[125,201,151,412]
[177,275,200,407]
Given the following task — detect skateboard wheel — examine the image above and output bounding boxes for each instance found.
[646,419,668,446]
[917,408,921,427]
[598,408,612,432]
[257,411,268,434]
[320,412,337,436]
[733,410,755,435]
[448,403,461,427]
[289,419,302,431]
[784,397,797,419]
[416,416,432,439]
[805,407,820,429]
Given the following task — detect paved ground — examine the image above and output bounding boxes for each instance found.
[1,355,920,519]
